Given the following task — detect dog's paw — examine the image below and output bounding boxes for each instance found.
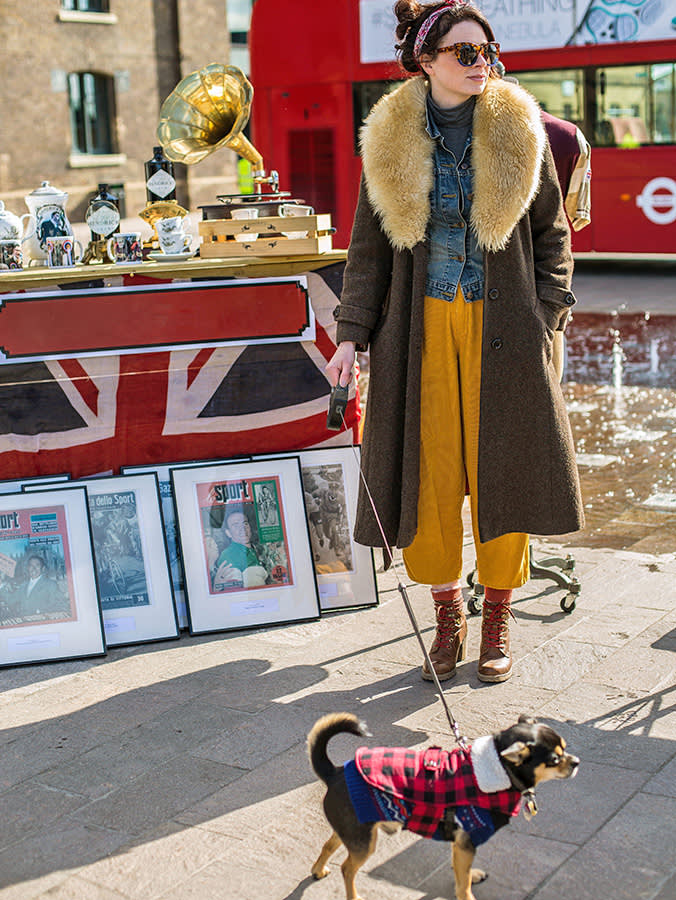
[471,868,488,884]
[311,865,330,880]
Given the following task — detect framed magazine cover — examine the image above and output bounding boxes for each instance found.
[121,459,250,630]
[171,457,320,634]
[260,446,379,611]
[25,474,178,647]
[0,487,105,668]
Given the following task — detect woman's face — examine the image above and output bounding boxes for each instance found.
[421,19,492,108]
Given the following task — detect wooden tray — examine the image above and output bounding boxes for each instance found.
[198,213,334,258]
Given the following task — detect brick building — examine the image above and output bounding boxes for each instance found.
[0,0,240,224]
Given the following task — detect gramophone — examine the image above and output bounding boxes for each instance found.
[153,64,333,257]
[156,63,289,219]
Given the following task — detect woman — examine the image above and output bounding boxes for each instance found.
[326,0,583,684]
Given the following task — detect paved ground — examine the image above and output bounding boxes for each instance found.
[572,257,676,315]
[2,257,674,897]
[1,531,675,900]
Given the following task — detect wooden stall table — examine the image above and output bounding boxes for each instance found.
[0,251,358,481]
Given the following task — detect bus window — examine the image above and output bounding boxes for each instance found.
[352,80,404,153]
[512,69,585,128]
[597,64,676,147]
[651,63,675,144]
[511,64,676,148]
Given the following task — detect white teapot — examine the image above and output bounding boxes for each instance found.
[23,181,73,263]
[0,200,33,242]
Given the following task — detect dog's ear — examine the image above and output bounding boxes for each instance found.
[518,714,537,725]
[501,741,532,765]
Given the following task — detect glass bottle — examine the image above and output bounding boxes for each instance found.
[145,146,176,202]
[86,184,120,242]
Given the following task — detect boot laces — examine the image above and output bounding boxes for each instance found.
[482,601,514,650]
[435,603,464,642]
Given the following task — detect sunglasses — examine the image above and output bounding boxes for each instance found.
[436,41,501,67]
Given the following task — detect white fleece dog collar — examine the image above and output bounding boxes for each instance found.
[470,735,512,793]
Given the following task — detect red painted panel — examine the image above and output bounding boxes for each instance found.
[587,147,676,254]
[0,280,310,359]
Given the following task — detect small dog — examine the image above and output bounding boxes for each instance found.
[308,712,579,900]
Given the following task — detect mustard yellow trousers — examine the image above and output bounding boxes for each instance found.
[402,292,529,590]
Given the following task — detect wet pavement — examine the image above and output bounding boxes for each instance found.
[359,260,676,559]
[561,261,676,556]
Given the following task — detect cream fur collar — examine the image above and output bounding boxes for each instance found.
[359,76,546,252]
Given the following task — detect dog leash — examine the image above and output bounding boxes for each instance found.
[329,390,540,818]
[329,389,469,751]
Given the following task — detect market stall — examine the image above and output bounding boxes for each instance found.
[0,252,356,481]
[0,64,376,669]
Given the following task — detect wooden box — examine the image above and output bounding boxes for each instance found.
[198,213,334,258]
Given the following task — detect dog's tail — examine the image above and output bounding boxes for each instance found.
[307,712,370,783]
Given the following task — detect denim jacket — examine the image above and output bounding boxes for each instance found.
[425,108,484,303]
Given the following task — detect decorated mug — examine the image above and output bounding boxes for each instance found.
[0,239,23,269]
[45,236,83,268]
[107,232,143,263]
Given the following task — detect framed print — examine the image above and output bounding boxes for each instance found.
[260,446,379,611]
[0,487,105,668]
[0,473,70,495]
[171,457,320,635]
[25,474,179,647]
[121,458,250,630]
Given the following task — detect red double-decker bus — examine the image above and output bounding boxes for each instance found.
[250,0,676,256]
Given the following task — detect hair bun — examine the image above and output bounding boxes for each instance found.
[393,0,424,38]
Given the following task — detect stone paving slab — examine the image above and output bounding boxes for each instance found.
[0,541,675,900]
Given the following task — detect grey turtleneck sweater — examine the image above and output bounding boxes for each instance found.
[427,94,476,161]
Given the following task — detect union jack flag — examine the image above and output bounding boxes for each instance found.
[0,263,359,481]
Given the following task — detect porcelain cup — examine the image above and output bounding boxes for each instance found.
[230,207,259,243]
[155,216,191,255]
[279,203,314,239]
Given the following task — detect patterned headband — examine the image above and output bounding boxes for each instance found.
[413,2,460,59]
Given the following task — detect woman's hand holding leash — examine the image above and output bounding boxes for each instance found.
[326,341,355,431]
[325,341,356,388]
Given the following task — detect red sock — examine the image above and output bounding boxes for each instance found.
[431,586,463,604]
[484,587,512,604]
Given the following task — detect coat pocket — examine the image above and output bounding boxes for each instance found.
[535,283,576,332]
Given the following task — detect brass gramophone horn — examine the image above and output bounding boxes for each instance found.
[157,63,277,189]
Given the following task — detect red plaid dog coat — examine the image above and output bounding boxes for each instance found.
[345,744,522,841]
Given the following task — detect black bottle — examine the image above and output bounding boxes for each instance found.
[86,183,120,241]
[145,146,176,202]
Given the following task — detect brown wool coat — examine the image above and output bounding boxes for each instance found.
[336,76,584,547]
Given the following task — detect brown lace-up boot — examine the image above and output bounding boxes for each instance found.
[477,588,514,683]
[422,587,467,682]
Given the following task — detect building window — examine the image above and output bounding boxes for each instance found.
[62,0,110,11]
[68,72,116,155]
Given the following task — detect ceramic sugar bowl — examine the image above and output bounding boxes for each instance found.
[23,181,73,263]
[0,200,33,242]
